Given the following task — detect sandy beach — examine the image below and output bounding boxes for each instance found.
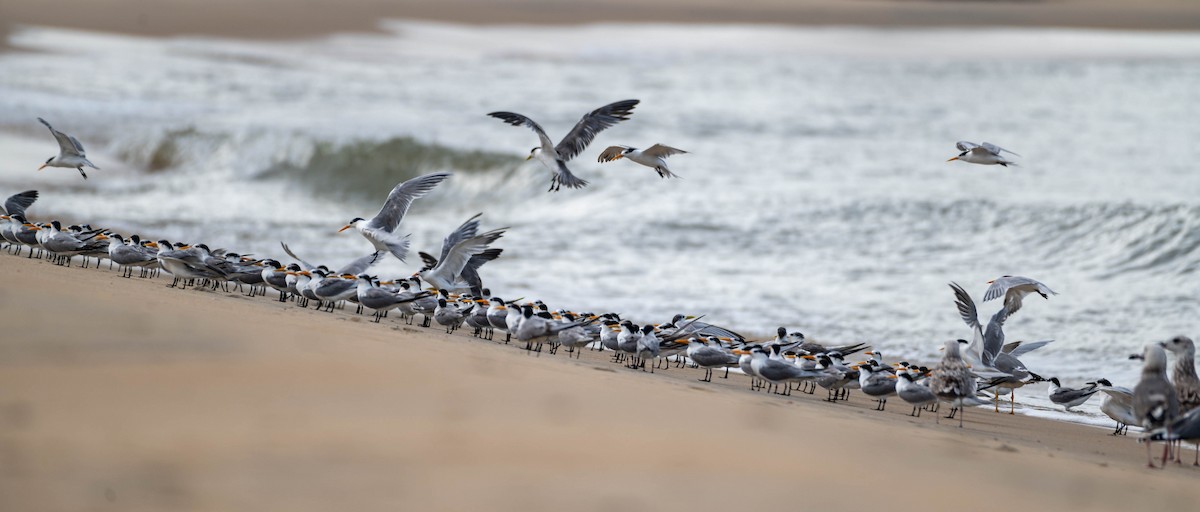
[4,0,1200,47]
[0,253,1196,511]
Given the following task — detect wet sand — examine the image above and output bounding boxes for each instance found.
[3,0,1200,48]
[0,253,1196,511]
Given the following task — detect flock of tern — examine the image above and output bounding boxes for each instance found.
[7,105,1198,470]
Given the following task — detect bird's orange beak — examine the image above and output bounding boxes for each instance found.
[338,225,352,233]
[37,163,48,171]
[946,156,959,162]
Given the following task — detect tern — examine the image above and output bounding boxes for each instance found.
[1091,378,1137,436]
[1,190,37,250]
[686,337,740,382]
[946,141,1019,167]
[339,172,450,261]
[488,99,639,191]
[896,368,938,417]
[982,276,1057,317]
[1046,378,1099,411]
[37,118,99,179]
[596,144,687,179]
[418,214,505,296]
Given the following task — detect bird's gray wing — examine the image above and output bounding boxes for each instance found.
[367,172,451,232]
[643,144,687,158]
[337,251,385,275]
[280,241,316,270]
[955,141,978,152]
[488,111,556,153]
[982,307,1007,366]
[1099,387,1135,403]
[434,229,506,280]
[1003,339,1053,358]
[554,99,639,161]
[982,278,1012,302]
[68,135,86,154]
[38,117,83,156]
[439,213,482,263]
[3,190,38,217]
[596,145,629,163]
[949,282,981,330]
[417,251,439,273]
[461,248,503,296]
[982,142,1020,157]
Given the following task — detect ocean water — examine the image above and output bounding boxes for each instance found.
[1,21,1198,425]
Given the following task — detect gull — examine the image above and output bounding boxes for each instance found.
[1091,378,1137,436]
[946,141,1019,167]
[488,99,639,191]
[1147,406,1200,466]
[1161,335,1200,464]
[339,172,450,261]
[1131,343,1180,468]
[1046,377,1099,411]
[928,339,982,428]
[596,144,687,179]
[982,276,1057,317]
[1162,335,1200,412]
[37,118,99,179]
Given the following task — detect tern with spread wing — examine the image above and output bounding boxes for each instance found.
[947,141,1019,167]
[982,275,1056,317]
[338,172,450,261]
[37,118,99,179]
[488,99,639,191]
[596,144,687,179]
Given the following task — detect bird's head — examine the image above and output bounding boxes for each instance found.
[526,147,541,160]
[776,326,787,338]
[339,218,365,233]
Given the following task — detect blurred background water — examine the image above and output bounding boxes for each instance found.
[1,22,1198,425]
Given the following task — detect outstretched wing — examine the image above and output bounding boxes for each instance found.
[38,117,84,156]
[488,111,556,153]
[949,282,981,330]
[554,99,639,161]
[982,306,1008,366]
[643,144,687,158]
[367,172,451,232]
[1002,339,1053,358]
[3,190,38,217]
[337,251,385,275]
[418,251,439,273]
[440,213,481,262]
[280,241,316,270]
[981,142,1020,157]
[433,228,506,280]
[596,145,630,163]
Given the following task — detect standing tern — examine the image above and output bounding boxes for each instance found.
[1091,378,1137,436]
[488,99,639,191]
[982,276,1057,317]
[1046,378,1099,411]
[1131,343,1180,468]
[596,144,687,179]
[339,172,450,261]
[37,118,99,179]
[946,141,1019,167]
[686,337,740,382]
